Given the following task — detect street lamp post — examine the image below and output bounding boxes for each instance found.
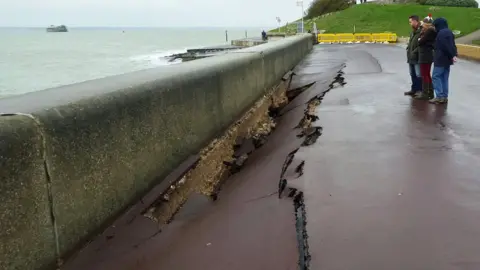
[296,0,304,33]
[276,17,282,32]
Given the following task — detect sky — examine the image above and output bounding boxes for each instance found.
[1,0,478,27]
[0,0,314,27]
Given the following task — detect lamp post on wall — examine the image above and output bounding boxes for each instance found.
[276,17,282,32]
[296,0,304,33]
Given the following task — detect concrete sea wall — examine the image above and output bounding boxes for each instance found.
[0,34,313,270]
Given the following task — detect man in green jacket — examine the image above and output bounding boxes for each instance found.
[405,15,422,96]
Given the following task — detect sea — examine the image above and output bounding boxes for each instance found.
[0,27,268,98]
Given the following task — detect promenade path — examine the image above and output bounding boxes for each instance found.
[65,44,480,270]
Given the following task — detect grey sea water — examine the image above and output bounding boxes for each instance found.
[0,27,266,98]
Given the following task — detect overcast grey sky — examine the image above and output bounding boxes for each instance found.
[0,0,315,27]
[1,0,478,27]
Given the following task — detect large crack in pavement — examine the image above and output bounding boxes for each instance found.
[140,58,347,234]
[278,68,346,270]
[139,67,347,227]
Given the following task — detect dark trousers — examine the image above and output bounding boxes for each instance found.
[409,64,422,92]
[420,63,432,83]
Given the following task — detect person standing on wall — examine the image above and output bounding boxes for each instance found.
[414,14,437,100]
[430,17,457,104]
[405,15,423,96]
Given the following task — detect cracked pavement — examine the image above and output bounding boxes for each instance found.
[298,44,480,270]
[65,44,480,270]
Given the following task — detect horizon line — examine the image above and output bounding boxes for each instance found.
[0,26,276,29]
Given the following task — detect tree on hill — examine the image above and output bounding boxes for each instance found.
[306,0,354,19]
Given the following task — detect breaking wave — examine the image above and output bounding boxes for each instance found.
[129,48,189,66]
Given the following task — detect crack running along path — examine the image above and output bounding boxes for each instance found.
[297,44,480,270]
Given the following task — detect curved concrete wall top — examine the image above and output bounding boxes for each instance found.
[0,34,313,270]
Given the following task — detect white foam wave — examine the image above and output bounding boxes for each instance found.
[129,48,189,66]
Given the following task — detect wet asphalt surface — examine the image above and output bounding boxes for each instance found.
[296,44,480,270]
[64,44,480,270]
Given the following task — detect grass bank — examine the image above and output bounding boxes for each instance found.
[273,4,480,37]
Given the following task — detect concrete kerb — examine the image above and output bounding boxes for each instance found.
[0,34,313,268]
[0,115,57,270]
[457,44,480,61]
[394,41,480,60]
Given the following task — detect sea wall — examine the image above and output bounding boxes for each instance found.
[0,116,57,270]
[0,34,313,270]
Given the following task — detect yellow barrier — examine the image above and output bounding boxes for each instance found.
[457,44,480,61]
[336,33,355,43]
[318,33,398,43]
[372,33,388,42]
[317,34,337,43]
[354,33,373,42]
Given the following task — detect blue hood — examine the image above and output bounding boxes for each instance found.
[432,17,457,67]
[433,18,449,31]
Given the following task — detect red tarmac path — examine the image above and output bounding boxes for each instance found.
[65,44,480,270]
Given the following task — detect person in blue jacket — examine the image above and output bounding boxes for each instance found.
[430,17,457,104]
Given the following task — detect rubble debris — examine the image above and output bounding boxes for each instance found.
[141,71,293,224]
[302,127,322,146]
[295,161,305,177]
[286,82,316,101]
[233,137,256,158]
[297,126,323,138]
[252,134,268,149]
[295,113,319,129]
[281,148,300,179]
[288,188,298,198]
[282,156,305,180]
[223,153,248,174]
[282,71,294,81]
[141,155,200,223]
[269,90,289,118]
[329,73,346,88]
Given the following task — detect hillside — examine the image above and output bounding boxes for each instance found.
[275,3,480,37]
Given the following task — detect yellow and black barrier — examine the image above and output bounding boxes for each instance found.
[318,33,398,43]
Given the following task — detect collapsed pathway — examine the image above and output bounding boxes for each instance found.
[65,44,480,270]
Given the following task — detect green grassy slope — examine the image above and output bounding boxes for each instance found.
[274,4,480,37]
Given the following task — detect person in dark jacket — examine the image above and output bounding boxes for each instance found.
[414,15,437,100]
[405,15,422,96]
[430,17,457,104]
